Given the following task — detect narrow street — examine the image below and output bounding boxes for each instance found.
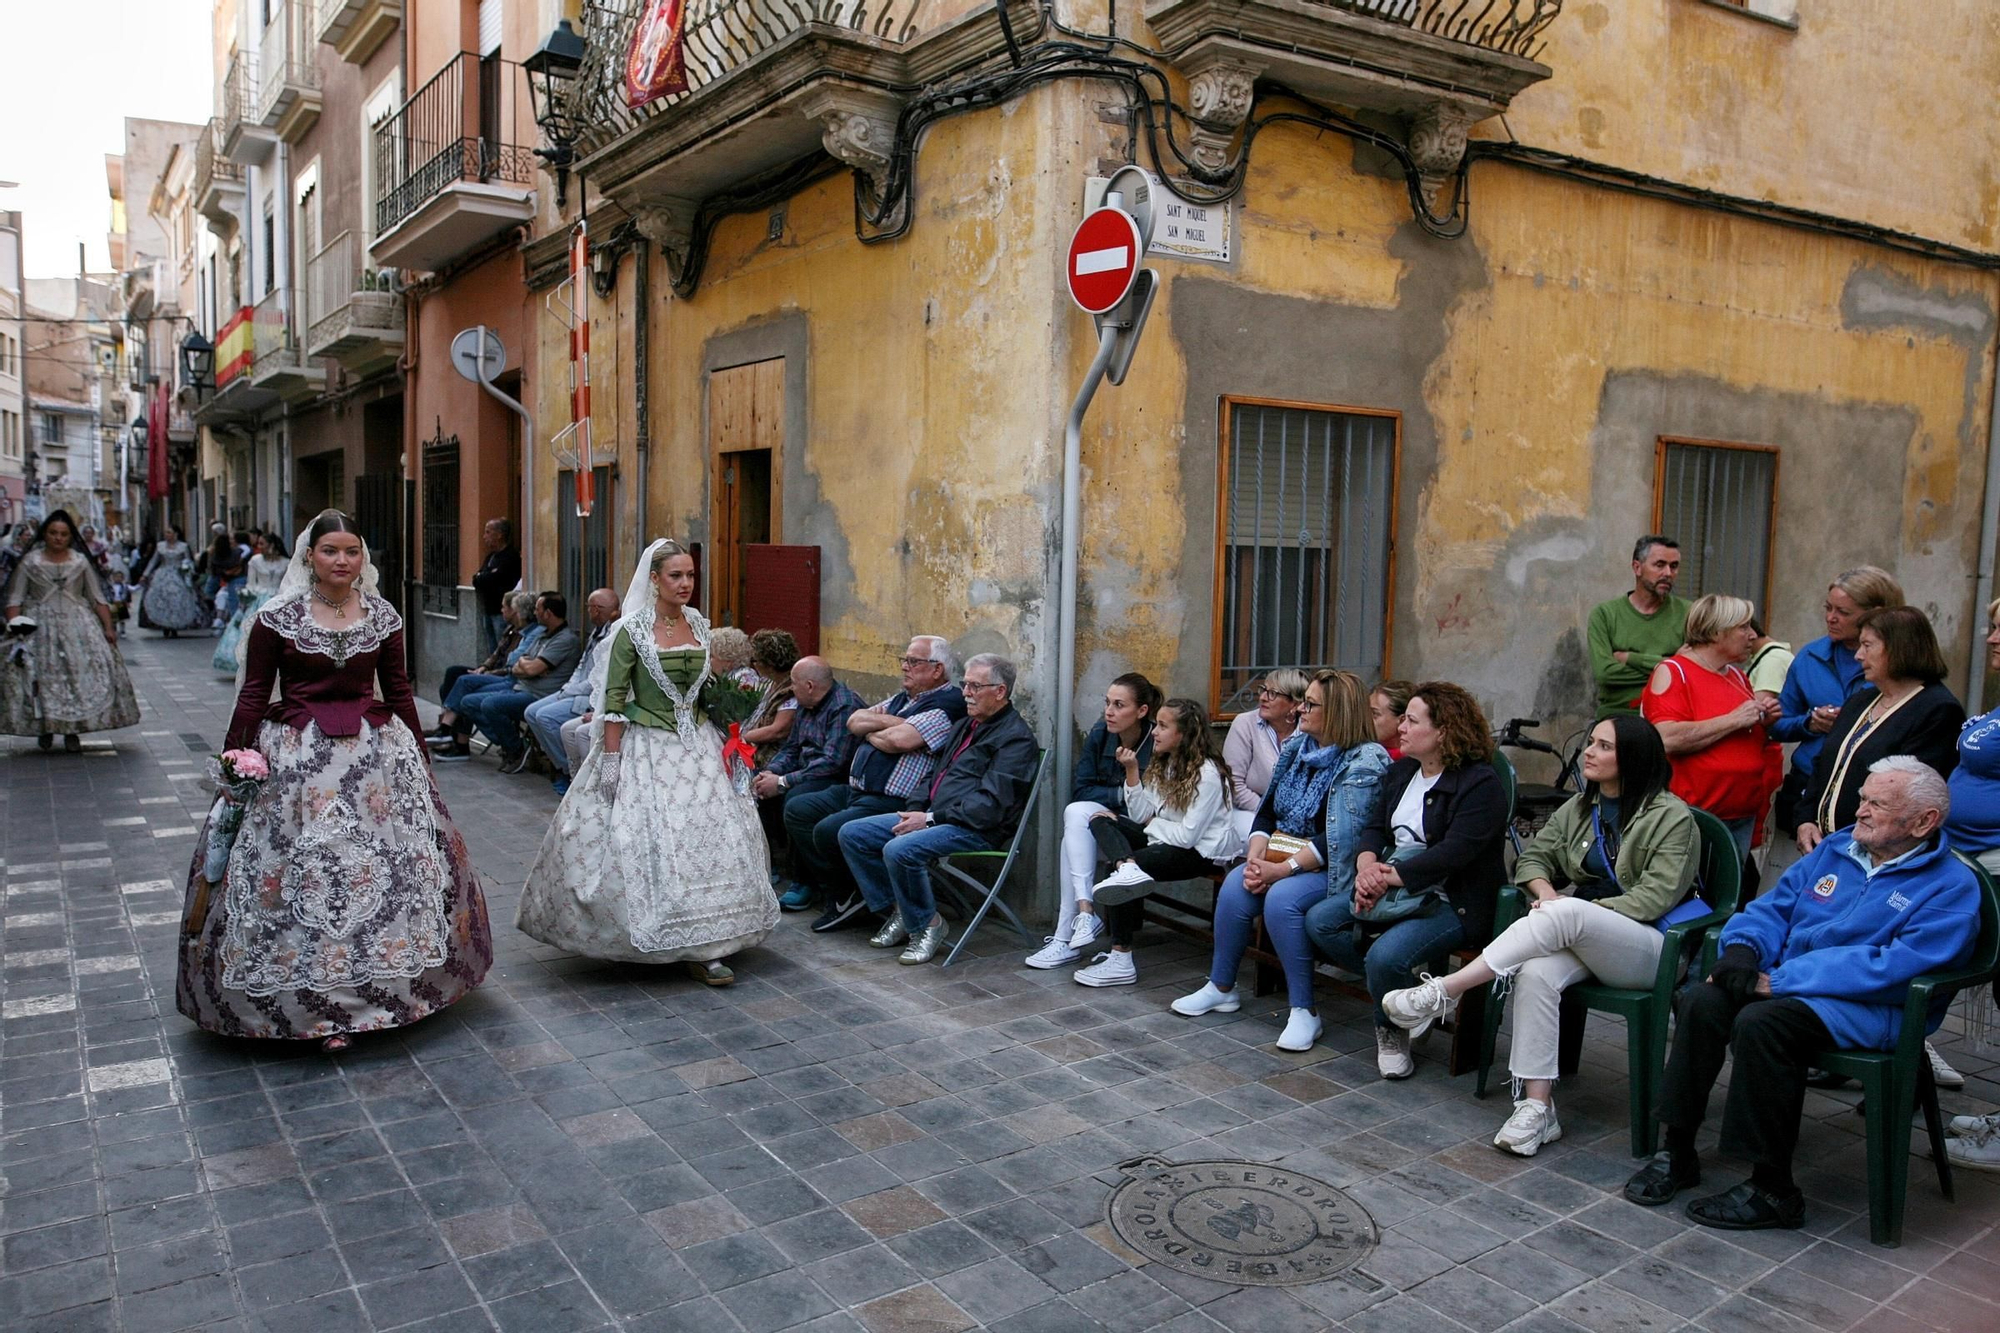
[1,631,1996,1333]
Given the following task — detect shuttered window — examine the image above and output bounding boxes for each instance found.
[1213,399,1399,715]
[1653,438,1778,610]
[478,0,503,56]
[558,467,615,629]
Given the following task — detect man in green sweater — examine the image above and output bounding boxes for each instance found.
[1588,535,1689,719]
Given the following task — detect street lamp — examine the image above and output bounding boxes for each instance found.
[525,19,588,210]
[179,331,214,396]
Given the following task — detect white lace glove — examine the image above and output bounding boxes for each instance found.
[596,752,622,802]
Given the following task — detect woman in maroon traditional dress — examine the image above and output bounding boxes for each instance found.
[176,510,492,1050]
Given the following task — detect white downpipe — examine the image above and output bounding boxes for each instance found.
[1055,323,1120,800]
[1968,336,2000,710]
[472,323,536,585]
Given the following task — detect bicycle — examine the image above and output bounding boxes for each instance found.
[1494,717,1587,855]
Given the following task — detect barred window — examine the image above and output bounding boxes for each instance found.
[1654,438,1778,609]
[1214,399,1398,715]
[557,466,615,629]
[420,431,459,587]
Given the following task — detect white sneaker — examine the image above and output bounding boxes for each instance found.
[1073,951,1137,987]
[1170,982,1241,1017]
[1375,1026,1414,1080]
[1947,1112,2000,1137]
[1381,973,1453,1031]
[1024,936,1081,970]
[1493,1098,1563,1157]
[1091,862,1154,897]
[1944,1121,2000,1173]
[1925,1041,1966,1089]
[1276,1008,1322,1053]
[1067,911,1105,950]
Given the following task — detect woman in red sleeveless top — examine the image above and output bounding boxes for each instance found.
[1641,594,1780,862]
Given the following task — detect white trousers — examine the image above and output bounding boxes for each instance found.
[1056,800,1111,938]
[1483,896,1663,1082]
[560,714,594,776]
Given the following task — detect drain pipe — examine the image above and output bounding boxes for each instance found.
[1054,323,1120,798]
[1970,336,2000,711]
[471,322,536,584]
[633,238,650,555]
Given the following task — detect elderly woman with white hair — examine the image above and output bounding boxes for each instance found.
[1641,593,1780,863]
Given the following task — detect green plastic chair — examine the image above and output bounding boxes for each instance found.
[1477,807,1742,1159]
[1813,856,1999,1247]
[934,749,1048,968]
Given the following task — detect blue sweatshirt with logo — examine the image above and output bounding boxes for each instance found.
[1720,831,1980,1050]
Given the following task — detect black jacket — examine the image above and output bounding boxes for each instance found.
[1071,720,1154,810]
[1359,757,1509,943]
[915,704,1040,848]
[471,546,522,616]
[1803,681,1964,833]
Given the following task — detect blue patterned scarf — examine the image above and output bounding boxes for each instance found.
[1270,737,1350,833]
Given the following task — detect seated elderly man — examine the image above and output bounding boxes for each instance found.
[1625,757,1981,1230]
[442,592,582,769]
[838,653,1039,964]
[523,587,619,794]
[787,635,966,929]
[428,590,540,744]
[750,656,864,877]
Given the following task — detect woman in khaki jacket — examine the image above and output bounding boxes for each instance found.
[1378,714,1700,1157]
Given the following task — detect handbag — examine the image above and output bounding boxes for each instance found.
[1586,801,1710,933]
[1350,846,1445,923]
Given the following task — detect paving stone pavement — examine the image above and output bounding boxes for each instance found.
[2,631,1998,1333]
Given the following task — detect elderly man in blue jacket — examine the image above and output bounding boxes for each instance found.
[1625,755,1980,1230]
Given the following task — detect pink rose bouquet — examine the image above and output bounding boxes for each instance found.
[200,748,270,883]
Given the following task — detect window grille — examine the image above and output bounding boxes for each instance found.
[1654,438,1778,609]
[557,467,614,627]
[1214,400,1397,715]
[420,427,460,587]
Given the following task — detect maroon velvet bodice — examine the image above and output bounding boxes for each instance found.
[224,595,425,753]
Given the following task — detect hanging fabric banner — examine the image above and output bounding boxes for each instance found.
[624,0,689,109]
[147,383,170,501]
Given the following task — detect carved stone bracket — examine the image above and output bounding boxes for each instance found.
[1185,58,1262,178]
[630,200,699,263]
[799,86,906,195]
[1406,102,1483,209]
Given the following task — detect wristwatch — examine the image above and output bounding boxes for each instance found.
[1284,856,1301,874]
[778,774,790,790]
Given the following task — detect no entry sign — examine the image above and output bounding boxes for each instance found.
[1067,206,1145,314]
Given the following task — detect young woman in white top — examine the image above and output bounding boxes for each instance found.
[1066,698,1242,987]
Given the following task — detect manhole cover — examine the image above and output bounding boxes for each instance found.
[1106,1157,1378,1286]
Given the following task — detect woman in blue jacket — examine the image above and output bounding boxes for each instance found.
[1027,672,1159,968]
[1172,670,1390,1053]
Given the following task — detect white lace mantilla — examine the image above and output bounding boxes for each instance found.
[259,593,402,665]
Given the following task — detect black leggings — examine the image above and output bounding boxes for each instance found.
[1088,817,1214,946]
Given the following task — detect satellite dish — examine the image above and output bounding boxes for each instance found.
[449,327,506,385]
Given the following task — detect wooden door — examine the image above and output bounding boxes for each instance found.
[708,358,783,627]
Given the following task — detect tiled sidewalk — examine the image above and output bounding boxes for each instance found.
[2,632,1997,1333]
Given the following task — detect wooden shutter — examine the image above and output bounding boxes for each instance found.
[742,544,820,656]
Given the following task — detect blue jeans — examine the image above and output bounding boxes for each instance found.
[525,693,586,773]
[1305,893,1465,1027]
[485,613,507,656]
[838,814,987,933]
[443,672,513,717]
[464,687,534,756]
[1211,864,1331,1010]
[785,786,901,899]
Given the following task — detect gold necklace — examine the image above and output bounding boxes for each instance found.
[311,588,355,620]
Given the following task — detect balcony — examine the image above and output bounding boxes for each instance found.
[193,119,245,230]
[194,305,277,425]
[305,231,405,373]
[316,0,401,64]
[562,0,962,253]
[257,1,323,144]
[1143,0,1563,182]
[220,57,273,165]
[248,292,326,404]
[370,53,538,272]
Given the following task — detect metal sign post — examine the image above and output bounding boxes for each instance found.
[449,325,538,584]
[1055,166,1162,794]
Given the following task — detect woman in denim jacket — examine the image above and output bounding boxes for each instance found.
[1173,670,1390,1053]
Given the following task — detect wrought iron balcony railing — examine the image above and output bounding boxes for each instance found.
[192,119,242,211]
[1320,0,1563,60]
[220,56,255,143]
[256,0,323,131]
[373,52,538,237]
[562,0,931,160]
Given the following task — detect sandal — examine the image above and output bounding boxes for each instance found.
[320,1035,352,1053]
[1684,1181,1804,1231]
[687,960,735,987]
[1624,1152,1700,1206]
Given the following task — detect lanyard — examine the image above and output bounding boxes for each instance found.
[929,721,979,801]
[1589,801,1623,891]
[1817,689,1918,828]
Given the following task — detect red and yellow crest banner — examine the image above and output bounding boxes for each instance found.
[624,0,688,109]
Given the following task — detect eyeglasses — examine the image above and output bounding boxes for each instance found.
[898,656,938,669]
[962,681,1003,694]
[1257,688,1299,702]
[1298,700,1324,713]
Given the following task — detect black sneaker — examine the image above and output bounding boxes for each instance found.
[433,744,472,762]
[499,750,530,775]
[812,895,868,933]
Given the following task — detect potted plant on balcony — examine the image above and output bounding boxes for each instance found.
[350,269,400,331]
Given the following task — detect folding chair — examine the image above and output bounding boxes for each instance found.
[935,750,1049,968]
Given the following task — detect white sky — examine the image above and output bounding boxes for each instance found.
[0,0,213,278]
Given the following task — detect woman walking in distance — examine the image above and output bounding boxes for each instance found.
[175,511,493,1051]
[517,539,778,985]
[2,508,141,751]
[136,524,205,636]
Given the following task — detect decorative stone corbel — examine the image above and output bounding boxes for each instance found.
[1407,102,1483,210]
[1186,59,1261,178]
[799,86,905,195]
[630,199,699,264]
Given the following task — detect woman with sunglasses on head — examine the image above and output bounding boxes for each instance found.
[1222,669,1306,840]
[1380,715,1697,1156]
